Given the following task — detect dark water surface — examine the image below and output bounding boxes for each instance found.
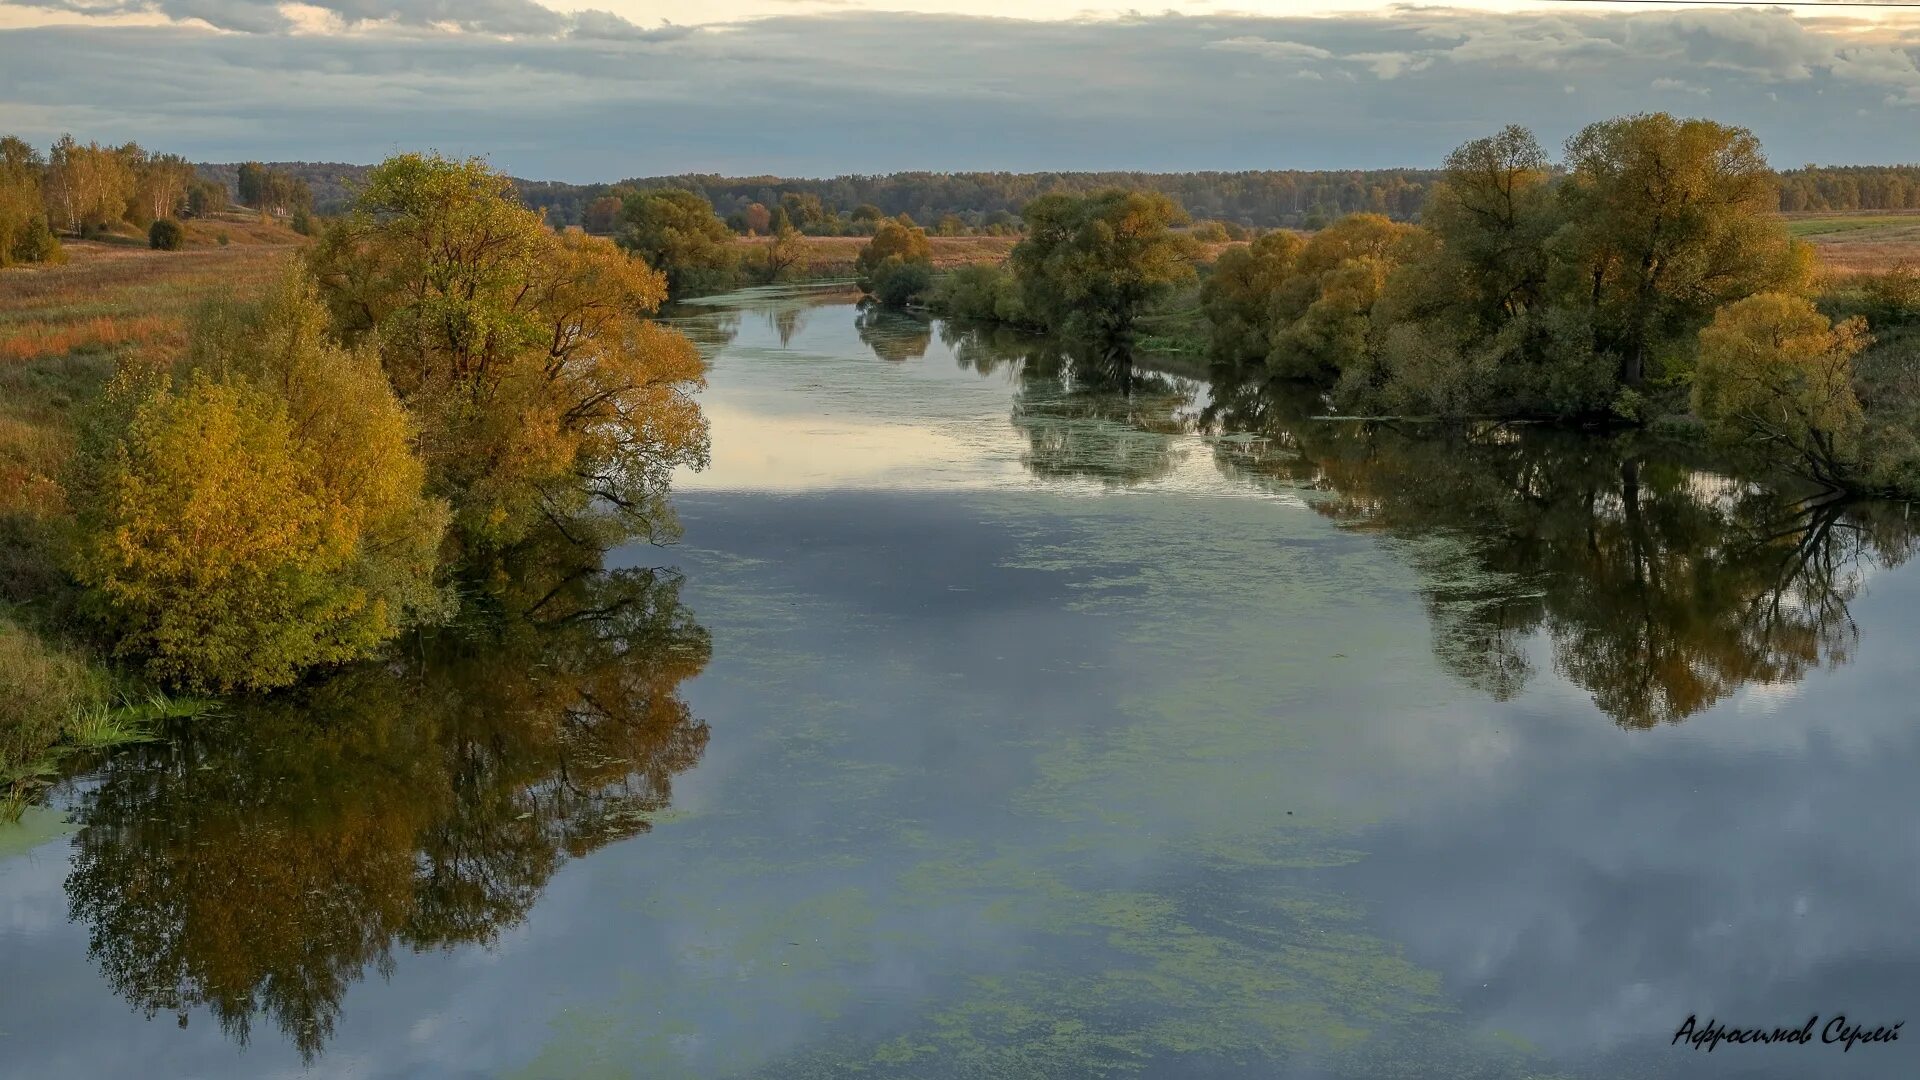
[4,287,1919,1078]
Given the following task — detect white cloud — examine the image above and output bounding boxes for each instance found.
[1650,76,1709,96]
[1348,50,1428,79]
[1206,36,1332,61]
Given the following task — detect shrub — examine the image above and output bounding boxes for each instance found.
[928,263,1029,325]
[1191,220,1231,243]
[69,270,452,691]
[148,218,185,251]
[856,220,932,277]
[867,255,934,308]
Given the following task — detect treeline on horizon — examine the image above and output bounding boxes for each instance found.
[191,160,1920,230]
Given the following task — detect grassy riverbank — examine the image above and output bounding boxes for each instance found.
[1,230,299,813]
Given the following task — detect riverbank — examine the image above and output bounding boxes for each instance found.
[1,235,299,812]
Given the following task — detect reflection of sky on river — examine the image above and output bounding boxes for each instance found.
[670,292,1282,504]
[2,292,1916,1079]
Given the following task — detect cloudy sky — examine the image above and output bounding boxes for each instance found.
[4,0,1920,179]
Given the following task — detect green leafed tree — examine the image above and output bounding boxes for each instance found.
[1201,230,1305,365]
[1551,113,1813,390]
[617,187,738,298]
[0,135,61,266]
[1010,189,1199,345]
[1341,126,1613,417]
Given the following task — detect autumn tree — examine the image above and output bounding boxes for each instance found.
[1341,127,1611,416]
[779,191,827,234]
[0,135,60,266]
[69,270,451,691]
[854,218,933,306]
[750,221,804,283]
[1198,213,1414,381]
[1266,213,1419,381]
[129,150,192,224]
[582,195,623,234]
[856,218,931,275]
[1693,294,1868,488]
[45,135,136,234]
[617,187,738,297]
[1553,114,1812,391]
[1011,190,1199,344]
[308,153,709,550]
[1201,230,1304,365]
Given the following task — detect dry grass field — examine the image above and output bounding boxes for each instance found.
[1,232,299,545]
[1785,211,1920,277]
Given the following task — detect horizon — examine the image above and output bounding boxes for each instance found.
[186,155,1920,190]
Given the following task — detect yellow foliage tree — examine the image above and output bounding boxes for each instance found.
[70,270,451,691]
[307,153,709,549]
[1203,213,1417,380]
[1693,293,1868,488]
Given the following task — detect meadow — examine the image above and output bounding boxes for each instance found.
[1786,210,1920,275]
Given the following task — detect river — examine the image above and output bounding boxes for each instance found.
[2,286,1916,1078]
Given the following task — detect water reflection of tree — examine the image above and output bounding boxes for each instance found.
[854,303,932,362]
[668,307,741,352]
[942,322,1202,488]
[63,544,711,1061]
[1202,376,1916,728]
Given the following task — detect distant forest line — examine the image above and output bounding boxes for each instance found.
[196,161,1920,229]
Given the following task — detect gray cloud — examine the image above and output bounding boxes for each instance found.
[2,9,1919,178]
[23,0,292,31]
[571,9,690,42]
[318,0,567,35]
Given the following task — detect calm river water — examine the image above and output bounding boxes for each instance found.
[3,287,1918,1078]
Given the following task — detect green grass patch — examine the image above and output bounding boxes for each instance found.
[0,614,206,822]
[1787,214,1920,237]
